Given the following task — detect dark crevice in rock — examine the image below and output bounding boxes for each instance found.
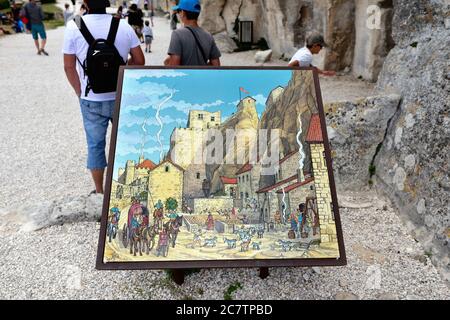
[369,96,403,177]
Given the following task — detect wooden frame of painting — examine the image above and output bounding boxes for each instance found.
[96,66,347,270]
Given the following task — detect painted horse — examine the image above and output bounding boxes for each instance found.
[127,203,150,256]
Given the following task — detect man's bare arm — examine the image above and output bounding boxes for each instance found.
[316,68,336,76]
[63,54,81,97]
[288,60,300,67]
[128,46,145,66]
[209,58,221,66]
[164,54,181,66]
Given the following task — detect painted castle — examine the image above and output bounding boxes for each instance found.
[110,90,337,245]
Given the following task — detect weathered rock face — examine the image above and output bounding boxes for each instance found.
[19,194,103,232]
[213,32,238,54]
[199,0,308,59]
[199,0,394,80]
[325,95,401,191]
[259,70,318,175]
[206,100,260,193]
[374,0,450,280]
[352,0,395,81]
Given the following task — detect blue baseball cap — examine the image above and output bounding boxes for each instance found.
[172,0,201,13]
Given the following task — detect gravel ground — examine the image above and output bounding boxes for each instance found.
[0,15,447,300]
[0,193,448,300]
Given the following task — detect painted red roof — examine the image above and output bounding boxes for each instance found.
[220,177,238,184]
[276,177,315,193]
[136,159,157,170]
[154,159,185,172]
[279,151,298,165]
[306,114,323,143]
[236,163,253,175]
[256,175,298,194]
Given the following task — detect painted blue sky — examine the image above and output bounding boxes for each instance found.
[113,69,292,178]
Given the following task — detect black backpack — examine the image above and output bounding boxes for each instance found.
[75,16,126,96]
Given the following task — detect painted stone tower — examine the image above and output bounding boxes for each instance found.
[170,110,222,199]
[306,114,337,244]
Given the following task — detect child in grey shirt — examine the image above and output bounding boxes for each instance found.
[143,20,153,53]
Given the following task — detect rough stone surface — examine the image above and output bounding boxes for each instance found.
[255,49,273,63]
[199,0,394,77]
[374,0,450,282]
[205,98,260,193]
[213,32,238,54]
[259,70,318,172]
[325,95,401,191]
[19,194,103,232]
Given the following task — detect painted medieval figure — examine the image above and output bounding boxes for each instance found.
[297,203,306,238]
[109,207,120,225]
[231,207,237,219]
[288,211,298,239]
[202,179,211,198]
[206,213,214,231]
[153,199,164,230]
[274,210,282,227]
[156,226,170,257]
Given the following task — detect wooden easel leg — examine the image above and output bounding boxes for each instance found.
[172,269,185,285]
[259,267,269,279]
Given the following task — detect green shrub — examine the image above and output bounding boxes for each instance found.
[0,0,10,10]
[224,282,243,300]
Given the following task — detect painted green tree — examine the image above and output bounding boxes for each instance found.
[165,197,178,212]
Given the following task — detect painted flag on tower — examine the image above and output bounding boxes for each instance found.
[240,87,250,94]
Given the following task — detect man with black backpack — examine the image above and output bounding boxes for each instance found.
[164,0,221,66]
[63,0,145,195]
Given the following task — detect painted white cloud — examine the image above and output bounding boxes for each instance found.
[119,111,187,129]
[164,99,225,114]
[116,144,170,158]
[124,69,188,80]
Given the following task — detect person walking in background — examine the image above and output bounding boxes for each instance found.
[165,0,221,66]
[127,3,144,43]
[169,9,178,31]
[63,3,74,26]
[21,0,48,55]
[10,2,23,33]
[288,33,336,76]
[62,0,144,195]
[142,20,153,53]
[149,2,154,27]
[115,5,124,19]
[79,3,88,16]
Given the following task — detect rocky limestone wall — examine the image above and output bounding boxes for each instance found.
[199,0,397,82]
[326,95,401,191]
[259,70,318,175]
[206,99,260,193]
[373,0,450,280]
[352,0,395,81]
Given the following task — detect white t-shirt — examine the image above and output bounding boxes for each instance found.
[62,14,141,101]
[289,47,313,67]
